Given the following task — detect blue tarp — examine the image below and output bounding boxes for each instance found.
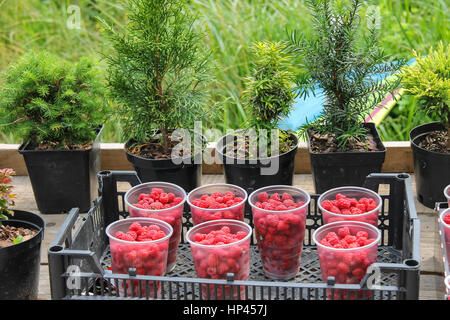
[279,59,415,130]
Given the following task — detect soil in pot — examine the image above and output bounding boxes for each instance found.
[217,130,299,195]
[417,130,449,154]
[307,123,386,194]
[126,131,205,192]
[308,130,382,153]
[0,224,38,248]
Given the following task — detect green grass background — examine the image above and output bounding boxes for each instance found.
[0,0,448,143]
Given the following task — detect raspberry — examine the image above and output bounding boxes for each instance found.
[444,214,450,225]
[211,192,223,199]
[350,207,363,215]
[281,192,293,201]
[270,193,281,202]
[321,200,333,211]
[159,193,169,204]
[330,206,341,214]
[356,231,368,238]
[337,227,350,238]
[336,198,351,209]
[129,222,142,232]
[152,188,164,195]
[257,192,269,202]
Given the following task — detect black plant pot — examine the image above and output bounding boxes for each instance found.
[410,121,450,208]
[307,123,386,194]
[18,128,102,214]
[215,132,298,195]
[0,210,45,300]
[125,134,205,193]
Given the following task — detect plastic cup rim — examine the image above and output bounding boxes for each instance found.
[186,183,248,212]
[186,219,253,249]
[444,184,450,200]
[439,208,450,229]
[313,220,382,252]
[124,181,187,214]
[105,217,174,244]
[248,185,311,214]
[317,186,383,218]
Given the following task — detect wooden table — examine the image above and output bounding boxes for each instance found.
[10,174,446,300]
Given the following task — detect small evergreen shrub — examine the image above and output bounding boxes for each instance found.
[100,0,212,156]
[240,41,296,155]
[401,41,450,137]
[0,51,108,149]
[287,0,404,149]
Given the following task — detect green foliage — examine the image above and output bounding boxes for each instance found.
[100,0,212,154]
[401,42,450,129]
[243,42,295,131]
[287,0,405,148]
[0,169,15,222]
[0,51,108,148]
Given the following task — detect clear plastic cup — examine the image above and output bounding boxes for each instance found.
[445,276,450,300]
[313,221,381,300]
[125,182,186,272]
[444,184,450,207]
[440,208,450,269]
[186,219,252,300]
[318,186,382,226]
[106,218,173,298]
[248,185,310,280]
[187,184,247,225]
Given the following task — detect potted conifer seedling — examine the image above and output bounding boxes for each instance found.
[287,0,404,193]
[0,169,45,299]
[216,42,298,194]
[100,0,212,192]
[0,51,108,213]
[405,42,449,208]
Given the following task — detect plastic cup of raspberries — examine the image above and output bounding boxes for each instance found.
[313,220,381,300]
[186,219,252,300]
[187,183,247,225]
[439,208,450,266]
[125,182,186,273]
[248,185,310,280]
[106,218,173,298]
[444,184,450,207]
[318,186,382,227]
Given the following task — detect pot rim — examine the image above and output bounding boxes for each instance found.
[306,123,386,155]
[215,130,299,162]
[125,131,207,162]
[409,121,449,156]
[18,126,103,153]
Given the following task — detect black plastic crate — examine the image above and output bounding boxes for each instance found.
[48,171,420,300]
[436,202,449,299]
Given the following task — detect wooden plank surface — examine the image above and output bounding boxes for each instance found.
[7,173,446,300]
[0,141,413,176]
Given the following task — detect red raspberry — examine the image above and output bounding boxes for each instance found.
[356,231,369,238]
[150,201,164,210]
[270,193,281,202]
[336,193,346,200]
[444,214,450,225]
[115,231,126,240]
[152,188,163,194]
[129,222,142,233]
[173,197,183,205]
[211,192,223,199]
[337,227,350,238]
[281,192,293,201]
[321,200,333,211]
[167,193,175,202]
[257,192,269,202]
[159,193,169,204]
[356,203,366,212]
[350,207,363,215]
[336,198,351,209]
[330,206,341,214]
[234,197,244,204]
